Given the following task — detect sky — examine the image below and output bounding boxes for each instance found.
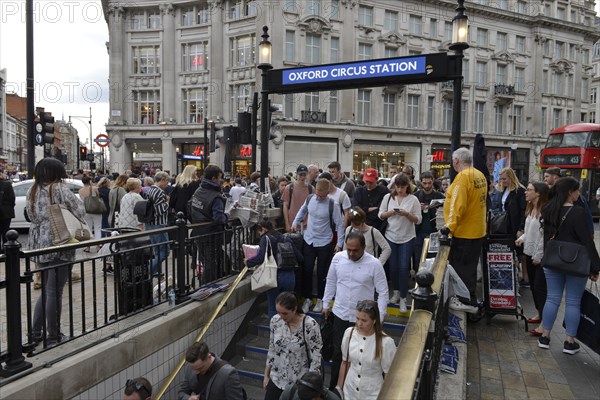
[0,0,109,152]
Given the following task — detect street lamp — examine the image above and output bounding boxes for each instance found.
[449,0,469,181]
[257,26,273,192]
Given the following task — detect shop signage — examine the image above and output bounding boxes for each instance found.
[183,145,204,160]
[430,148,451,163]
[239,145,252,157]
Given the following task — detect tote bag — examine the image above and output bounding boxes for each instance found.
[84,188,107,214]
[251,236,278,292]
[49,184,92,245]
[577,282,600,354]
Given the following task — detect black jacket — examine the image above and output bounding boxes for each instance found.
[352,184,390,230]
[497,186,526,237]
[170,180,201,217]
[0,179,15,219]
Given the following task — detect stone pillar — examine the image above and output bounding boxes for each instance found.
[107,4,125,123]
[339,3,356,122]
[161,135,175,175]
[160,3,176,122]
[208,1,225,119]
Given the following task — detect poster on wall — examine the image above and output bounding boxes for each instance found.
[485,240,516,310]
[487,149,512,185]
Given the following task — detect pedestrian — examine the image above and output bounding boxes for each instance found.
[170,165,201,221]
[351,168,389,231]
[344,207,391,266]
[123,377,152,400]
[283,165,314,233]
[0,170,15,251]
[144,171,170,277]
[538,177,600,354]
[27,158,85,346]
[272,177,289,228]
[336,300,396,400]
[328,161,355,199]
[307,164,320,187]
[443,148,489,313]
[264,292,322,400]
[322,231,388,392]
[515,181,549,336]
[97,177,111,236]
[378,173,421,312]
[79,175,103,251]
[229,177,246,203]
[279,372,341,400]
[109,174,128,227]
[119,178,145,230]
[318,172,351,227]
[178,341,245,400]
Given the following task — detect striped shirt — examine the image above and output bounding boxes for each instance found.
[146,185,169,226]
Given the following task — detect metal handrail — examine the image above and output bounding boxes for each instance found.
[154,266,250,400]
[378,240,451,400]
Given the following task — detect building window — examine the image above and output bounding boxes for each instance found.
[329,90,338,122]
[228,1,257,20]
[476,61,487,86]
[513,105,523,135]
[285,31,295,61]
[463,59,469,83]
[230,35,255,67]
[590,111,596,124]
[497,32,507,51]
[130,10,161,30]
[591,87,597,104]
[554,73,563,96]
[183,88,207,123]
[444,22,453,41]
[285,94,295,119]
[516,1,527,14]
[443,99,452,131]
[305,92,319,111]
[430,19,438,38]
[515,67,525,92]
[384,10,398,31]
[498,0,508,10]
[474,101,485,133]
[357,90,371,125]
[461,100,467,131]
[567,74,574,97]
[427,96,435,129]
[148,11,161,29]
[230,84,254,119]
[182,42,208,72]
[385,47,397,58]
[407,94,419,128]
[552,109,561,129]
[182,8,194,26]
[306,0,321,15]
[306,33,321,64]
[566,110,572,125]
[583,49,590,64]
[330,37,339,63]
[477,28,488,47]
[541,107,546,134]
[543,70,549,92]
[515,36,525,53]
[495,105,504,134]
[358,5,373,26]
[329,0,339,19]
[133,46,160,74]
[496,64,506,84]
[569,44,577,60]
[181,5,209,26]
[409,15,422,35]
[543,40,550,57]
[556,7,565,20]
[383,93,395,127]
[358,43,372,60]
[134,90,160,124]
[555,41,564,58]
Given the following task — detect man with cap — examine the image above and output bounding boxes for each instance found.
[283,164,314,232]
[543,167,561,188]
[352,168,390,231]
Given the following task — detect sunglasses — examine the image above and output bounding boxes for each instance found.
[126,379,150,399]
[356,300,377,311]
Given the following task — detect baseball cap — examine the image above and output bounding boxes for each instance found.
[544,167,561,177]
[296,164,309,174]
[364,168,378,182]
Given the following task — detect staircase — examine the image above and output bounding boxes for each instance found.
[228,297,411,400]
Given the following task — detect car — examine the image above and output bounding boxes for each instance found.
[11,179,84,229]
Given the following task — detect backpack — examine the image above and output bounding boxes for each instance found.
[304,194,335,233]
[134,198,155,224]
[276,237,300,270]
[288,183,313,205]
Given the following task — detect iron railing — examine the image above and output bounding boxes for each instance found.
[0,213,256,378]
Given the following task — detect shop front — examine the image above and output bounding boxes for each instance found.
[178,143,206,174]
[282,137,338,176]
[429,145,452,178]
[353,141,421,179]
[228,144,253,178]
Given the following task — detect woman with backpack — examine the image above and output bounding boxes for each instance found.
[246,219,303,319]
[343,207,390,266]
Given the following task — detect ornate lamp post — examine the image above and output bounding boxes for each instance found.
[257,26,272,192]
[449,0,469,180]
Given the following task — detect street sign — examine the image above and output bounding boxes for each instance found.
[94,133,111,147]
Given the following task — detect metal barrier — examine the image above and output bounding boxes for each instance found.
[0,213,256,378]
[378,230,451,400]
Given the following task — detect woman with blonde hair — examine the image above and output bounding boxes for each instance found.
[337,300,396,400]
[169,164,201,221]
[118,178,145,230]
[344,207,391,266]
[108,174,128,227]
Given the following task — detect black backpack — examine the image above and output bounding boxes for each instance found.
[134,198,155,224]
[276,237,300,270]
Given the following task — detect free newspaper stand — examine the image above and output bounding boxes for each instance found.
[482,234,528,329]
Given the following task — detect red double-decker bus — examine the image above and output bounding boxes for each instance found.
[540,123,600,218]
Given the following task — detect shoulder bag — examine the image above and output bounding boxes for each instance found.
[84,187,107,214]
[541,207,591,277]
[250,236,278,292]
[489,211,509,235]
[49,184,92,245]
[379,196,392,235]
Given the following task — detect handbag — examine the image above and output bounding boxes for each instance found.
[48,184,92,245]
[250,236,278,292]
[576,282,600,354]
[84,188,107,214]
[541,208,591,277]
[489,211,509,234]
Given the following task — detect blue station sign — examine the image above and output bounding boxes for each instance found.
[266,53,456,94]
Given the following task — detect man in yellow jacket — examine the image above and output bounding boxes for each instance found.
[443,147,487,313]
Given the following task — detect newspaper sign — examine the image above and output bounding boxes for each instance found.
[486,241,516,309]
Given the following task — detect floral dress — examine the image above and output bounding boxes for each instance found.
[266,314,322,390]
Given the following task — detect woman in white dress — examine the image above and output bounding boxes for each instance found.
[337,300,396,400]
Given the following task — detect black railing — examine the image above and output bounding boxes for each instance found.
[0,214,256,377]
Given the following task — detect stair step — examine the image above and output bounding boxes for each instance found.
[237,334,269,362]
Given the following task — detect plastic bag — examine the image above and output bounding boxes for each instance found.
[444,263,471,303]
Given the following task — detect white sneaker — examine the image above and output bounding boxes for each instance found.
[399,298,408,313]
[449,296,478,314]
[313,299,323,313]
[389,290,401,304]
[302,299,311,314]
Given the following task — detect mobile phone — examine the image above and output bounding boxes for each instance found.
[394,208,400,212]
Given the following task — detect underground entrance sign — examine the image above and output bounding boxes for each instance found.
[267,53,455,93]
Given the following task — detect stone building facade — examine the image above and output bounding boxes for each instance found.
[102,0,599,182]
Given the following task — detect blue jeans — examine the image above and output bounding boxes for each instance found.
[387,238,415,298]
[266,270,296,320]
[146,224,169,275]
[33,262,72,340]
[542,268,588,337]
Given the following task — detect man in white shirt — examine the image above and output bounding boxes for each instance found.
[229,178,246,203]
[318,172,351,228]
[321,231,389,391]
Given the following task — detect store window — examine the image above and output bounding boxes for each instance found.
[230,84,254,119]
[353,142,421,179]
[230,35,256,67]
[134,90,160,124]
[183,88,207,124]
[132,46,160,74]
[182,42,208,72]
[283,139,337,175]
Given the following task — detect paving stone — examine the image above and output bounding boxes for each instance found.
[497,349,518,362]
[514,347,536,361]
[526,386,552,400]
[522,372,547,389]
[466,382,480,400]
[502,372,526,391]
[518,359,542,374]
[546,382,575,400]
[480,377,503,395]
[479,391,504,400]
[479,351,499,365]
[467,365,480,382]
[480,363,501,379]
[541,368,569,385]
[499,360,521,375]
[503,388,528,399]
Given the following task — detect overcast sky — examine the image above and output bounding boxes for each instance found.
[0,0,109,151]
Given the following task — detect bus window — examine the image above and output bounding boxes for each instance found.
[589,131,600,148]
[546,131,589,148]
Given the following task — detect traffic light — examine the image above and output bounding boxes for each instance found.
[80,146,88,161]
[35,111,55,145]
[209,122,221,152]
[237,111,251,143]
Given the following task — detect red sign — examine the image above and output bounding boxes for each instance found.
[239,145,252,157]
[94,134,111,148]
[192,145,204,157]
